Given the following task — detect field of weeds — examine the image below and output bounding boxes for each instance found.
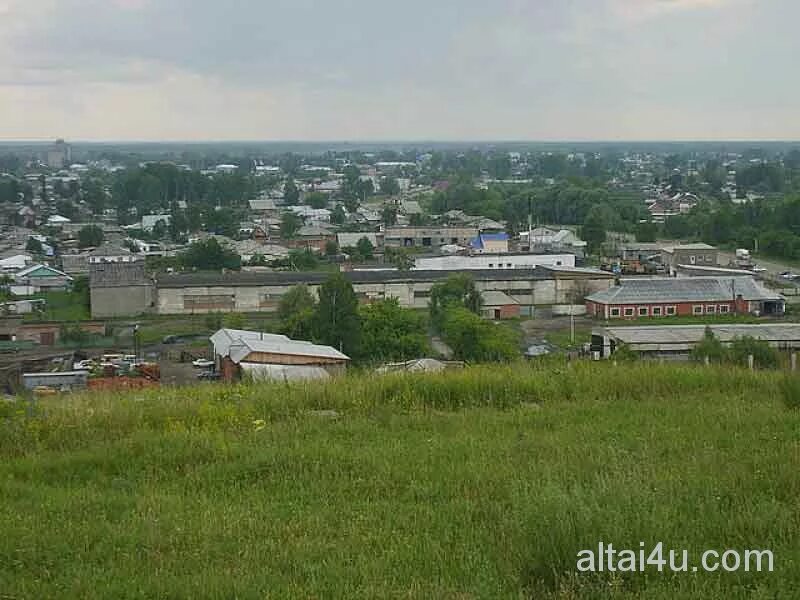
[1,362,798,598]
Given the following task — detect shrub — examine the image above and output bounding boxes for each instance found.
[779,375,800,410]
[728,335,779,369]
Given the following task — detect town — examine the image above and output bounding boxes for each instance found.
[1,139,800,393]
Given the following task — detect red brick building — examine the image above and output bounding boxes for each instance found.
[586,276,784,320]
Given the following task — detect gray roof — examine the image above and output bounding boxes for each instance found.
[249,198,278,211]
[88,242,132,257]
[89,262,149,287]
[586,276,783,305]
[597,324,800,347]
[337,232,380,248]
[158,266,607,289]
[211,328,349,362]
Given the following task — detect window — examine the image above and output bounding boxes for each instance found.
[507,263,512,268]
[706,305,716,314]
[706,255,714,263]
[413,290,431,299]
[488,263,494,268]
[184,295,235,311]
[666,306,676,316]
[719,304,730,314]
[652,306,662,317]
[638,307,649,317]
[693,305,703,315]
[510,288,531,296]
[624,307,635,317]
[610,308,621,317]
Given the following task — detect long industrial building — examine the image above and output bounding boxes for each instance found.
[89,263,614,317]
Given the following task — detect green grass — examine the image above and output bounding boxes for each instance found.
[1,362,799,598]
[21,291,91,322]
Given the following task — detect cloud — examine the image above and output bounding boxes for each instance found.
[0,0,797,140]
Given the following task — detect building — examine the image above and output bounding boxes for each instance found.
[661,243,718,275]
[89,262,154,318]
[413,253,576,271]
[22,370,88,392]
[481,291,520,320]
[592,323,800,360]
[585,276,785,320]
[520,228,587,257]
[337,233,382,250]
[0,254,32,274]
[210,328,350,381]
[141,214,171,233]
[384,226,478,249]
[46,139,72,169]
[153,266,614,317]
[470,232,509,254]
[12,264,73,294]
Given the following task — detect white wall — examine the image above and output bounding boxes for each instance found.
[414,254,575,271]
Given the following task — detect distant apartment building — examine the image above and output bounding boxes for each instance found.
[46,139,71,169]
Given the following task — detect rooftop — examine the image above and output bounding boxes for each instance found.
[597,324,800,346]
[586,276,782,305]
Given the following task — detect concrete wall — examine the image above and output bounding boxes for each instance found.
[91,284,154,318]
[414,254,575,271]
[155,275,613,316]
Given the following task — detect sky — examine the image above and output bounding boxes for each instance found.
[0,0,798,141]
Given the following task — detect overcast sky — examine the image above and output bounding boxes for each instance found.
[0,0,797,141]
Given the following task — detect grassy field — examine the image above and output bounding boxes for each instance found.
[1,362,799,598]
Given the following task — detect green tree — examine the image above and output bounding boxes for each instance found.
[359,298,429,361]
[690,327,727,364]
[305,191,328,209]
[325,240,339,256]
[280,211,303,239]
[440,307,519,362]
[82,179,107,214]
[381,206,397,227]
[580,206,607,255]
[278,285,317,340]
[635,221,658,243]
[313,273,361,356]
[283,178,300,205]
[356,237,374,260]
[385,247,414,271]
[25,237,43,254]
[77,225,104,248]
[379,177,400,196]
[180,238,241,271]
[728,336,779,369]
[429,273,482,330]
[331,204,346,225]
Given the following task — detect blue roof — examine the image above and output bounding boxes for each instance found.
[470,232,509,249]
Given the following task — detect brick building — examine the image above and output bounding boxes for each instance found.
[585,276,784,320]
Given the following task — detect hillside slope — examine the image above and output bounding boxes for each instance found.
[1,363,798,599]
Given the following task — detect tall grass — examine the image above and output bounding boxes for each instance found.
[0,362,796,598]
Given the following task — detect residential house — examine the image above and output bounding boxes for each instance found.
[384,226,478,248]
[661,243,718,275]
[12,264,73,294]
[481,291,520,320]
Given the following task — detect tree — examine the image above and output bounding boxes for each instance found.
[278,285,317,340]
[440,307,519,362]
[331,204,346,225]
[180,238,241,271]
[77,225,104,248]
[355,237,374,260]
[385,247,414,271]
[25,237,43,254]
[379,176,400,196]
[381,206,397,227]
[83,179,107,214]
[635,221,658,243]
[305,191,328,209]
[359,298,429,361]
[283,178,300,205]
[728,336,779,369]
[580,206,607,255]
[325,240,339,256]
[429,273,482,330]
[313,273,360,356]
[690,327,727,364]
[280,211,303,239]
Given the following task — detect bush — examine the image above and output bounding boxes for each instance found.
[728,336,779,369]
[441,307,519,362]
[690,327,727,364]
[779,375,800,410]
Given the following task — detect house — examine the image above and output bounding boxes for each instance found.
[413,253,575,271]
[592,323,800,360]
[585,276,785,320]
[89,262,154,318]
[88,242,141,264]
[248,198,280,216]
[661,243,718,275]
[481,291,520,320]
[337,232,382,250]
[470,232,509,254]
[210,328,350,382]
[46,214,71,226]
[0,254,32,273]
[520,228,587,257]
[287,225,336,253]
[384,226,478,248]
[12,264,73,294]
[141,214,171,233]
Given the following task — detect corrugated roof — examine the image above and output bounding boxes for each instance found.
[482,291,519,306]
[597,324,800,346]
[212,328,349,363]
[586,276,783,304]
